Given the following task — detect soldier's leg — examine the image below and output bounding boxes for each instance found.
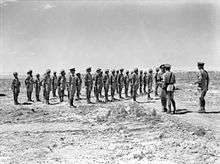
[104,87,108,102]
[119,86,122,98]
[125,86,128,98]
[161,89,167,112]
[199,89,207,111]
[155,84,159,96]
[167,91,172,113]
[170,92,176,113]
[13,92,18,105]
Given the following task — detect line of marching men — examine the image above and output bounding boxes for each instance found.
[11,64,178,113]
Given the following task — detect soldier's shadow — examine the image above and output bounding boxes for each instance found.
[137,101,156,104]
[22,102,33,105]
[174,109,193,115]
[202,111,220,114]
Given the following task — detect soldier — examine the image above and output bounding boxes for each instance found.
[57,70,66,102]
[99,71,104,97]
[52,71,58,97]
[25,70,34,102]
[34,74,42,101]
[147,69,153,100]
[43,69,52,104]
[11,72,21,105]
[194,62,209,113]
[158,64,167,112]
[154,67,160,96]
[130,71,134,97]
[131,68,139,101]
[139,70,143,95]
[124,70,130,98]
[110,70,117,101]
[68,68,77,107]
[163,64,176,114]
[94,68,102,102]
[143,71,147,94]
[103,69,110,102]
[85,67,93,103]
[116,70,119,94]
[118,68,124,99]
[76,73,82,100]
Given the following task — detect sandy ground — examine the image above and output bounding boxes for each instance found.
[0,78,219,164]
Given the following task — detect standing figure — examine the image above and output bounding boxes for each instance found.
[131,68,139,101]
[99,71,104,97]
[57,70,66,102]
[76,73,82,100]
[139,70,143,95]
[118,68,124,99]
[158,65,167,112]
[11,72,21,105]
[52,71,58,97]
[94,68,102,102]
[103,69,110,102]
[43,69,52,104]
[130,71,134,97]
[85,67,93,103]
[154,67,160,96]
[110,70,117,101]
[25,70,34,102]
[116,70,120,94]
[194,62,209,113]
[35,74,42,101]
[147,69,153,100]
[143,71,147,94]
[68,68,77,107]
[124,70,130,98]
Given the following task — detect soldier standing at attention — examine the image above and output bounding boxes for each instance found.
[25,70,34,102]
[194,62,209,113]
[118,68,124,99]
[124,70,130,98]
[35,74,42,101]
[147,69,153,100]
[11,72,21,105]
[99,71,104,97]
[76,73,82,100]
[143,71,147,94]
[43,69,52,104]
[163,64,176,114]
[116,70,120,94]
[52,71,58,97]
[158,65,167,112]
[131,68,139,101]
[103,69,110,102]
[85,67,93,104]
[57,70,66,102]
[68,68,77,107]
[130,71,134,97]
[139,70,143,95]
[110,70,117,101]
[94,68,102,103]
[154,67,160,96]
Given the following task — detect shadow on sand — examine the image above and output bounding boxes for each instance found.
[22,102,33,105]
[202,111,220,114]
[137,101,156,104]
[174,108,193,115]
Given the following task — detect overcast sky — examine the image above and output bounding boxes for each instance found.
[0,0,220,75]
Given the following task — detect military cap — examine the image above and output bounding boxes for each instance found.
[86,67,91,71]
[53,71,57,74]
[46,69,51,73]
[27,70,32,74]
[148,68,153,72]
[156,67,159,71]
[164,64,171,68]
[159,64,165,69]
[13,72,18,76]
[36,73,40,76]
[70,68,75,71]
[76,73,80,76]
[197,62,205,66]
[60,69,65,73]
[116,70,119,73]
[120,68,124,71]
[134,68,138,72]
[96,68,101,72]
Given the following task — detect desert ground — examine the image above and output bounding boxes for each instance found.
[0,71,219,164]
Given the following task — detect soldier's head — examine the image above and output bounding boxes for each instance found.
[120,69,124,73]
[156,67,159,72]
[13,72,18,78]
[86,67,91,73]
[53,71,57,75]
[76,73,81,77]
[159,64,166,73]
[148,68,153,74]
[140,70,143,74]
[46,69,51,75]
[144,71,147,75]
[96,68,101,74]
[61,70,65,76]
[134,68,138,74]
[126,70,129,75]
[164,64,171,71]
[27,70,32,76]
[197,62,204,70]
[70,68,75,74]
[36,74,40,78]
[116,70,119,74]
[105,69,109,74]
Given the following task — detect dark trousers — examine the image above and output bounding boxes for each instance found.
[27,91,32,101]
[132,88,137,101]
[13,92,19,104]
[86,86,92,103]
[35,88,40,101]
[104,86,109,101]
[139,85,142,94]
[58,89,65,102]
[76,86,81,99]
[52,87,57,97]
[155,83,159,96]
[94,86,100,101]
[199,89,207,110]
[125,85,129,97]
[119,85,123,98]
[111,86,115,100]
[143,84,147,93]
[167,91,176,112]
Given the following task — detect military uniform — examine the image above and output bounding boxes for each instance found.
[158,65,167,112]
[110,70,117,101]
[99,71,104,97]
[69,68,77,107]
[57,70,66,102]
[35,74,42,101]
[76,73,82,100]
[154,68,160,96]
[94,69,102,102]
[139,71,143,95]
[103,70,110,102]
[25,70,34,101]
[131,68,139,101]
[11,72,21,105]
[52,72,58,97]
[43,70,52,104]
[147,69,153,99]
[143,71,147,94]
[130,71,134,97]
[85,67,93,103]
[116,70,119,94]
[118,69,124,99]
[124,71,130,98]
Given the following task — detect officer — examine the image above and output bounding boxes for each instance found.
[194,62,209,113]
[110,70,117,101]
[139,70,143,95]
[147,69,153,100]
[85,67,93,103]
[143,71,147,94]
[94,68,102,102]
[131,68,139,101]
[76,73,82,100]
[116,70,120,94]
[25,70,34,102]
[118,68,124,99]
[43,69,52,104]
[52,71,58,97]
[103,69,110,102]
[11,72,21,105]
[35,74,42,101]
[163,64,176,114]
[57,70,66,102]
[68,68,77,107]
[158,64,167,112]
[124,70,130,98]
[154,67,160,96]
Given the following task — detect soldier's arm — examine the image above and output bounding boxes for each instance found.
[194,72,202,84]
[11,80,15,91]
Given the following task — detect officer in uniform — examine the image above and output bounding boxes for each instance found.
[25,70,34,102]
[68,68,77,107]
[85,67,93,103]
[118,68,124,99]
[163,64,176,114]
[52,71,58,97]
[124,70,130,98]
[35,74,42,101]
[147,69,153,99]
[57,70,66,102]
[94,68,102,102]
[11,72,21,105]
[43,69,52,104]
[194,62,209,113]
[103,69,110,102]
[110,70,117,101]
[139,70,143,95]
[154,67,160,96]
[143,71,147,94]
[158,65,167,112]
[76,73,82,100]
[131,68,139,101]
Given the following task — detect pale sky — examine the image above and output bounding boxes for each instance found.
[0,0,220,75]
